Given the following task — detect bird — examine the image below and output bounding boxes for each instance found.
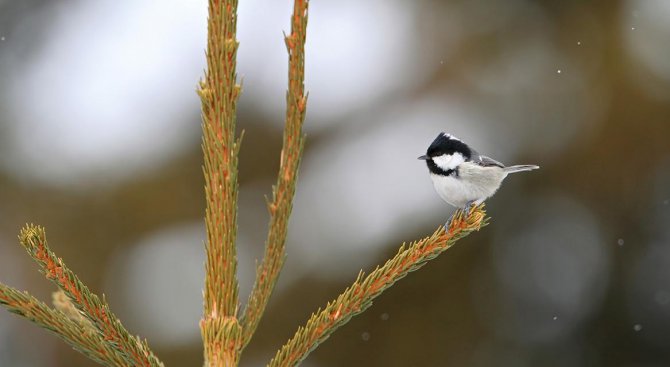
[418,132,539,216]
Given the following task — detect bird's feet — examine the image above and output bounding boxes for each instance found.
[462,201,475,218]
[445,201,476,229]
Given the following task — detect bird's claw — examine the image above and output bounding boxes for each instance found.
[445,201,475,229]
[462,201,475,218]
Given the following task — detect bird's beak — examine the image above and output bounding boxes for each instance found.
[417,155,428,160]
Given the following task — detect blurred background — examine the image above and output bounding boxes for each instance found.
[1,0,669,366]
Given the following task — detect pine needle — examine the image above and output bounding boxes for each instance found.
[18,225,163,367]
[0,284,129,367]
[199,0,245,365]
[267,205,488,367]
[240,0,309,349]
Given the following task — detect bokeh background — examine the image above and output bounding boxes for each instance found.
[1,0,670,366]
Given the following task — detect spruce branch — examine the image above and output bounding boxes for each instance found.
[241,0,309,349]
[267,206,488,367]
[52,289,96,333]
[198,0,244,365]
[0,284,129,367]
[18,225,164,367]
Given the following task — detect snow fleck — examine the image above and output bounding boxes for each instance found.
[440,60,444,65]
[577,41,581,46]
[631,27,636,31]
[633,324,642,332]
[380,313,390,321]
[557,69,562,74]
[663,199,668,205]
[0,36,5,41]
[617,239,625,246]
[361,332,371,341]
[553,316,558,320]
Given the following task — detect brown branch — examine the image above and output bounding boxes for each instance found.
[198,0,244,365]
[18,225,163,367]
[267,206,488,367]
[240,0,309,349]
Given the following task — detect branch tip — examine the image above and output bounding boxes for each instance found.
[267,206,489,366]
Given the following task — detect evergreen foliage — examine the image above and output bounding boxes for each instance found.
[0,1,488,366]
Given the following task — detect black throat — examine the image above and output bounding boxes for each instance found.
[426,159,457,177]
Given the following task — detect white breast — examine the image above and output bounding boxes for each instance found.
[429,163,506,207]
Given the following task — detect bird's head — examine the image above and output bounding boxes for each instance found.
[418,132,472,174]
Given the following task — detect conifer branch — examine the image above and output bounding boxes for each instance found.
[198,0,244,365]
[52,289,97,333]
[267,206,488,367]
[17,225,164,367]
[240,0,309,349]
[0,284,129,366]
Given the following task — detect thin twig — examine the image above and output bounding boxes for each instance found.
[18,225,163,367]
[267,206,488,367]
[240,0,309,349]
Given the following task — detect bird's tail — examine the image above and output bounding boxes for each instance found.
[504,165,540,174]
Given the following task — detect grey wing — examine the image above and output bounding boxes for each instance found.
[478,155,505,168]
[469,149,505,168]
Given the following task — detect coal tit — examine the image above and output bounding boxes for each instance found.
[418,133,539,211]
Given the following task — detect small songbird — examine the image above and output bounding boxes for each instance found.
[419,133,539,212]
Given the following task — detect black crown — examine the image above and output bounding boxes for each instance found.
[426,133,472,160]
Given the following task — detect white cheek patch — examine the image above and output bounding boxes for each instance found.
[432,152,465,171]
